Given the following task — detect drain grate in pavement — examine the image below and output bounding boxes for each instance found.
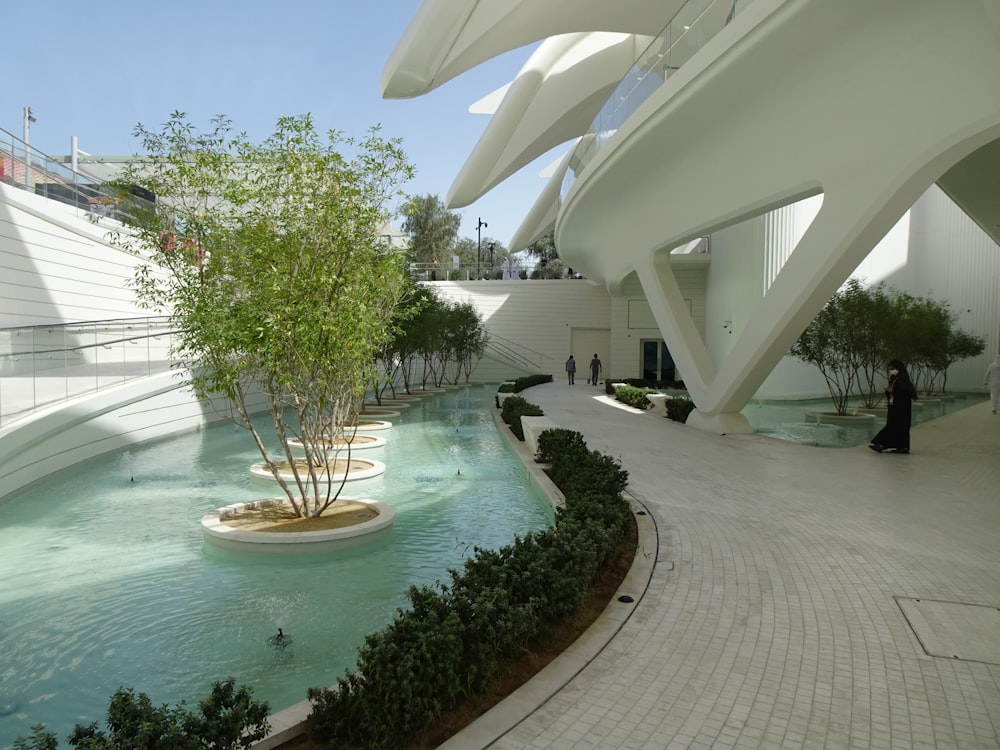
[896,597,1000,665]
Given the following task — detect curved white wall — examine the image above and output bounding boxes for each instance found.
[0,371,270,504]
[0,183,150,328]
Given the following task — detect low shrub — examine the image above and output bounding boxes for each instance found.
[614,385,653,410]
[539,430,629,500]
[497,382,517,393]
[612,377,686,390]
[305,430,633,750]
[666,396,696,423]
[500,396,544,440]
[512,374,553,392]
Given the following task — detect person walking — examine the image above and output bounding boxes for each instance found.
[869,359,918,454]
[985,354,1000,414]
[589,353,602,388]
[565,355,577,385]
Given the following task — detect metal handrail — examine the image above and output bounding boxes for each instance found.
[0,317,180,428]
[0,127,123,218]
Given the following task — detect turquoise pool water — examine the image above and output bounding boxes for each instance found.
[742,393,988,447]
[0,385,554,747]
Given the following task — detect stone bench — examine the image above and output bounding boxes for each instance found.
[520,416,560,459]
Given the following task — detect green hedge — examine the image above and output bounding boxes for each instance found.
[511,373,553,392]
[666,396,696,423]
[306,429,633,750]
[611,377,686,390]
[500,395,544,440]
[614,384,653,410]
[14,679,269,750]
[496,374,552,404]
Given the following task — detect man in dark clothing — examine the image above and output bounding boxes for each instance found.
[589,354,602,387]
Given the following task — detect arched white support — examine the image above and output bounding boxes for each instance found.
[556,0,1000,432]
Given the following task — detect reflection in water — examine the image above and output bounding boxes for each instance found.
[742,394,986,447]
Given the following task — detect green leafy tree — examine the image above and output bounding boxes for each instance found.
[14,680,269,750]
[400,194,461,266]
[792,278,985,409]
[789,278,871,414]
[930,328,985,394]
[852,281,895,407]
[451,237,478,270]
[442,301,489,383]
[108,112,413,517]
[371,280,430,399]
[525,230,557,261]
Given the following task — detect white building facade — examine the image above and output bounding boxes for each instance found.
[383,0,1000,432]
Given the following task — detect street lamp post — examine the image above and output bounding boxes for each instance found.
[476,217,487,279]
[23,106,37,191]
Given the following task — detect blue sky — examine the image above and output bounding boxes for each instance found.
[3,1,554,247]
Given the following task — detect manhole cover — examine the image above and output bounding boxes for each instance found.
[896,597,1000,664]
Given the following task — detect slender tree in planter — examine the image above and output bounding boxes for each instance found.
[930,328,985,394]
[108,112,413,517]
[442,301,489,384]
[789,278,872,414]
[371,280,428,400]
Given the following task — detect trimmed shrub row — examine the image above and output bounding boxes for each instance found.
[613,384,653,410]
[305,421,633,750]
[511,373,554,392]
[500,395,544,440]
[612,377,686,390]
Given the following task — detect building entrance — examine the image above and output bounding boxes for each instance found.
[641,339,675,382]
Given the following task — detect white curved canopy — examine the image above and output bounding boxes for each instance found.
[381,0,688,98]
[447,32,649,208]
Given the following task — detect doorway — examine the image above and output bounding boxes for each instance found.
[640,339,675,382]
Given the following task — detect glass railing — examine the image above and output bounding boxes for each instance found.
[410,259,587,281]
[561,0,755,202]
[0,317,179,427]
[0,127,126,218]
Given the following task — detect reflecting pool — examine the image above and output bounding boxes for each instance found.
[742,393,988,447]
[0,385,553,747]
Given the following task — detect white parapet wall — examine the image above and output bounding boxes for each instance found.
[0,371,267,504]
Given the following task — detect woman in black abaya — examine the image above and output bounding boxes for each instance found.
[869,359,918,454]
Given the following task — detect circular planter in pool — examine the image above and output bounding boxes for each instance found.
[365,400,410,410]
[201,497,395,554]
[249,457,385,486]
[803,410,877,426]
[759,420,847,446]
[286,434,387,456]
[358,408,401,419]
[349,419,392,431]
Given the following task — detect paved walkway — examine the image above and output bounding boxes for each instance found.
[450,386,1000,749]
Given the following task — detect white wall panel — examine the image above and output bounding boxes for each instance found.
[901,186,1000,391]
[428,280,611,383]
[0,185,149,329]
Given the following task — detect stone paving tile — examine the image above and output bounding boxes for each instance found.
[448,388,1000,749]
